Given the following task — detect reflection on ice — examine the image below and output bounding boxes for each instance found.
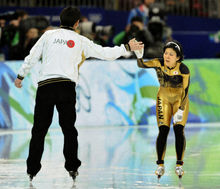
[1,125,220,188]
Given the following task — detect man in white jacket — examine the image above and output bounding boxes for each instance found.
[14,6,144,181]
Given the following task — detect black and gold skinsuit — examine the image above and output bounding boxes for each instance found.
[137,58,190,165]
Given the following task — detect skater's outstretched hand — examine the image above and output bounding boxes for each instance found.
[134,47,144,59]
[128,38,144,51]
[14,78,23,88]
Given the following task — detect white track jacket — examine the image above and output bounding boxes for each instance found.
[18,28,129,83]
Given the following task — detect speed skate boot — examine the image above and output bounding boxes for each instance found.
[175,165,184,179]
[155,165,165,180]
[69,171,78,182]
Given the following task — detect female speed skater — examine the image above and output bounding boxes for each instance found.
[134,40,190,179]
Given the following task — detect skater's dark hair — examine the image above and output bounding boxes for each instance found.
[60,6,81,27]
[163,40,184,62]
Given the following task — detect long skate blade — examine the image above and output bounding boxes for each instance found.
[70,174,77,182]
[29,175,34,182]
[157,175,161,184]
[179,180,182,187]
[71,182,77,189]
[178,176,182,187]
[29,182,35,188]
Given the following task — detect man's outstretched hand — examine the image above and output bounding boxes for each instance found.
[128,38,144,51]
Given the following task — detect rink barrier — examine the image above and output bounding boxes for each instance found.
[0,59,220,130]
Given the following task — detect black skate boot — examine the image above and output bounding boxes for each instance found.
[69,171,78,181]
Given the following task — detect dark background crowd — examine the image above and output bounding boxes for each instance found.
[0,0,220,60]
[0,10,52,60]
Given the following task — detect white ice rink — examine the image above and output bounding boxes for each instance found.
[1,124,220,189]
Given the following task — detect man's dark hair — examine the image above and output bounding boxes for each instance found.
[60,6,81,27]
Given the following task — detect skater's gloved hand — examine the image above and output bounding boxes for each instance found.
[173,109,184,124]
[133,39,144,59]
[134,48,144,59]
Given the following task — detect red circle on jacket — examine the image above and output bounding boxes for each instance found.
[67,40,75,48]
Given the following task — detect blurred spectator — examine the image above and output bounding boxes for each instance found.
[117,0,142,11]
[22,25,54,59]
[133,0,143,7]
[209,30,220,58]
[22,27,39,58]
[0,19,6,28]
[76,16,94,40]
[189,0,206,17]
[0,12,50,60]
[145,2,172,58]
[114,2,172,59]
[127,0,155,26]
[0,10,28,60]
[0,19,6,60]
[20,15,50,49]
[113,16,153,58]
[20,16,50,36]
[78,15,114,46]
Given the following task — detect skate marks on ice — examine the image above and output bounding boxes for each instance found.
[0,159,76,189]
[1,125,220,188]
[0,158,182,189]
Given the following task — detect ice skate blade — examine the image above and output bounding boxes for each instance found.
[69,171,78,182]
[71,182,77,189]
[178,178,182,188]
[70,175,76,182]
[157,175,162,184]
[28,174,35,182]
